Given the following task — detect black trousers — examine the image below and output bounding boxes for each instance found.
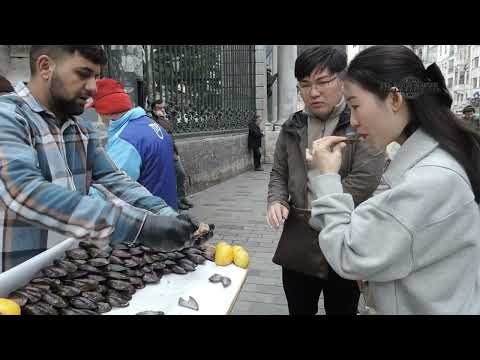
[252,147,261,169]
[175,157,187,200]
[282,266,360,315]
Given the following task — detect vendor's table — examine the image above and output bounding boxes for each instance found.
[0,238,247,315]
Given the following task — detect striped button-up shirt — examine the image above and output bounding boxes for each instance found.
[0,82,176,272]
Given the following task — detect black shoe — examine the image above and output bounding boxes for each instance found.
[181,198,194,207]
[177,202,190,210]
[255,167,264,171]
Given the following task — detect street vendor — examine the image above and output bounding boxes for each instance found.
[0,45,197,272]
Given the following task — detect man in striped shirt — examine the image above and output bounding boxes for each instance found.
[0,45,196,272]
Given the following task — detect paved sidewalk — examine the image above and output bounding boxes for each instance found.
[187,165,328,315]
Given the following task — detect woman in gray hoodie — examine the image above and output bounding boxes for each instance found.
[307,45,480,314]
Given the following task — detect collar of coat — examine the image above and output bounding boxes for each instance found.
[383,128,444,187]
[282,106,351,134]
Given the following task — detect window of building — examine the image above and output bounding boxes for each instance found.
[448,77,453,88]
[449,59,454,73]
[473,77,479,89]
[473,57,479,68]
[449,45,454,56]
[459,71,465,85]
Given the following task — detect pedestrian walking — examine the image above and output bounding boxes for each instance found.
[462,105,480,132]
[248,114,264,171]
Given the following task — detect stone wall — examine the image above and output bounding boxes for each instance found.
[0,45,30,83]
[176,132,254,194]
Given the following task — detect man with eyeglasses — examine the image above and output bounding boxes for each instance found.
[267,46,386,315]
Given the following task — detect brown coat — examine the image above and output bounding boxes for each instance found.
[268,108,386,279]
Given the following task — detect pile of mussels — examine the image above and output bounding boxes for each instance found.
[7,235,215,315]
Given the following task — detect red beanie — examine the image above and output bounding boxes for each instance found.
[93,78,133,115]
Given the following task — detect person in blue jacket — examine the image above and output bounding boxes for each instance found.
[90,78,178,210]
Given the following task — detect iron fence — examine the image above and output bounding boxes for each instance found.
[144,45,256,135]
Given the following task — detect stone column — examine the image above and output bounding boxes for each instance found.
[277,45,298,125]
[109,45,144,107]
[0,45,10,76]
[255,45,268,167]
[271,45,278,124]
[255,45,268,125]
[264,45,297,164]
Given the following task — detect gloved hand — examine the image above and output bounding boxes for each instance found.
[177,213,199,229]
[177,214,215,246]
[136,214,197,251]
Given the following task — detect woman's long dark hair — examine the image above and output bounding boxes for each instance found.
[346,45,480,203]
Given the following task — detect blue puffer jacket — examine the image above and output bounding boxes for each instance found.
[94,107,178,211]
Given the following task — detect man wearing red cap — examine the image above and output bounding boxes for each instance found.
[91,78,178,211]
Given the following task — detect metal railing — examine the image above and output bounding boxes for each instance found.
[144,45,256,135]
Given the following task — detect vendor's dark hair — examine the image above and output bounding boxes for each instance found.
[151,99,165,111]
[30,45,107,74]
[346,45,480,203]
[295,46,347,81]
[0,74,14,93]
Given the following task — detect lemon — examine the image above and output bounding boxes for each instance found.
[232,245,244,255]
[0,298,21,315]
[233,248,250,269]
[215,242,234,266]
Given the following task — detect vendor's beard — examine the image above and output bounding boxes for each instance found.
[49,74,85,117]
[154,111,166,119]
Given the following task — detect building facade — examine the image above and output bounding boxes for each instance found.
[347,45,480,113]
[411,45,479,113]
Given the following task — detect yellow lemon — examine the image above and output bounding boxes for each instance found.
[0,298,21,315]
[232,245,244,255]
[215,242,234,266]
[233,248,250,269]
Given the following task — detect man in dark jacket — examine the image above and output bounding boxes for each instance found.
[151,100,193,211]
[248,114,264,171]
[267,67,278,98]
[267,46,386,315]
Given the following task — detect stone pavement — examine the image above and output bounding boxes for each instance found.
[187,164,330,315]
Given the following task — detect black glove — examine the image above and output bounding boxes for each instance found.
[136,214,197,251]
[177,213,199,229]
[177,214,215,246]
